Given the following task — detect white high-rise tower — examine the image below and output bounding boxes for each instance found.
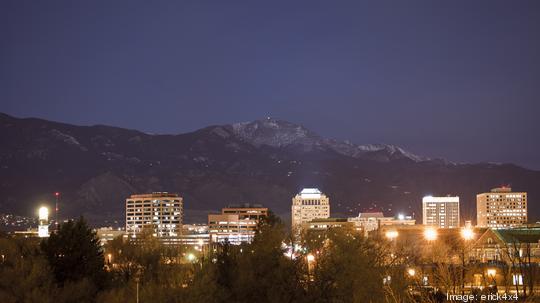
[38,206,49,238]
[291,188,330,233]
[422,196,460,228]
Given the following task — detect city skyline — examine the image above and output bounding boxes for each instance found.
[2,1,540,301]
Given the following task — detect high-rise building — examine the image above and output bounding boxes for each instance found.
[422,196,460,228]
[208,204,268,244]
[125,192,183,240]
[477,187,527,228]
[291,188,330,232]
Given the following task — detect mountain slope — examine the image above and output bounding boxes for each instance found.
[1,112,538,225]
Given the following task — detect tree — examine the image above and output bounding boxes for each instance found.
[187,212,305,303]
[40,217,108,290]
[306,228,387,303]
[0,236,57,303]
[233,210,305,303]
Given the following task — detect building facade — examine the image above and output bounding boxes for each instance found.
[422,196,460,228]
[125,192,183,240]
[348,212,415,236]
[477,187,527,228]
[208,205,268,244]
[179,224,210,246]
[96,227,126,246]
[292,188,330,232]
[302,218,355,232]
[471,227,540,263]
[222,204,268,221]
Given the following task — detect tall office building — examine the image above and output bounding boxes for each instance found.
[208,204,268,244]
[125,192,183,239]
[291,188,330,232]
[477,187,527,228]
[422,196,460,228]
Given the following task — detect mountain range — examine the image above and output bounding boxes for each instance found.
[1,112,539,226]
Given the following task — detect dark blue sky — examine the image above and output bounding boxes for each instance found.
[1,1,539,169]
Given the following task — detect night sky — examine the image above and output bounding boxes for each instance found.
[2,1,539,169]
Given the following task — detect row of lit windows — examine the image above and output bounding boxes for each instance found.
[486,202,525,206]
[127,215,180,219]
[486,198,525,202]
[127,221,179,225]
[488,214,526,218]
[485,194,525,198]
[127,223,180,229]
[487,210,525,214]
[298,199,328,205]
[127,212,181,216]
[208,221,257,226]
[127,199,181,203]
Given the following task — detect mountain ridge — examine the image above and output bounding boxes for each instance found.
[0,112,538,225]
[0,113,439,164]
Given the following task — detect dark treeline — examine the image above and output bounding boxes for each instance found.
[2,215,535,302]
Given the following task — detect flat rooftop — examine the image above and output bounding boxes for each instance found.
[128,192,180,199]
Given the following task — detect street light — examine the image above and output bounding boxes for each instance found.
[407,268,416,277]
[424,227,438,278]
[306,254,315,280]
[461,227,474,241]
[487,268,496,278]
[424,227,438,241]
[460,227,474,294]
[187,253,196,262]
[385,230,398,240]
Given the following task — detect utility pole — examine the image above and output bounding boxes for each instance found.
[55,192,60,230]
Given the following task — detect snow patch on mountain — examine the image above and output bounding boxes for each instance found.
[232,118,319,148]
[229,118,428,162]
[211,127,231,139]
[49,129,88,151]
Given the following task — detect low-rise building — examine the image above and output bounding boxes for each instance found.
[96,227,126,246]
[302,218,355,232]
[208,205,268,245]
[179,224,210,246]
[348,212,415,236]
[222,204,268,220]
[471,227,540,263]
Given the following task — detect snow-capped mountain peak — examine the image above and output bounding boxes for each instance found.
[228,118,427,162]
[231,118,320,148]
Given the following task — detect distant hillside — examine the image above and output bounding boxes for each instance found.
[1,113,538,225]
